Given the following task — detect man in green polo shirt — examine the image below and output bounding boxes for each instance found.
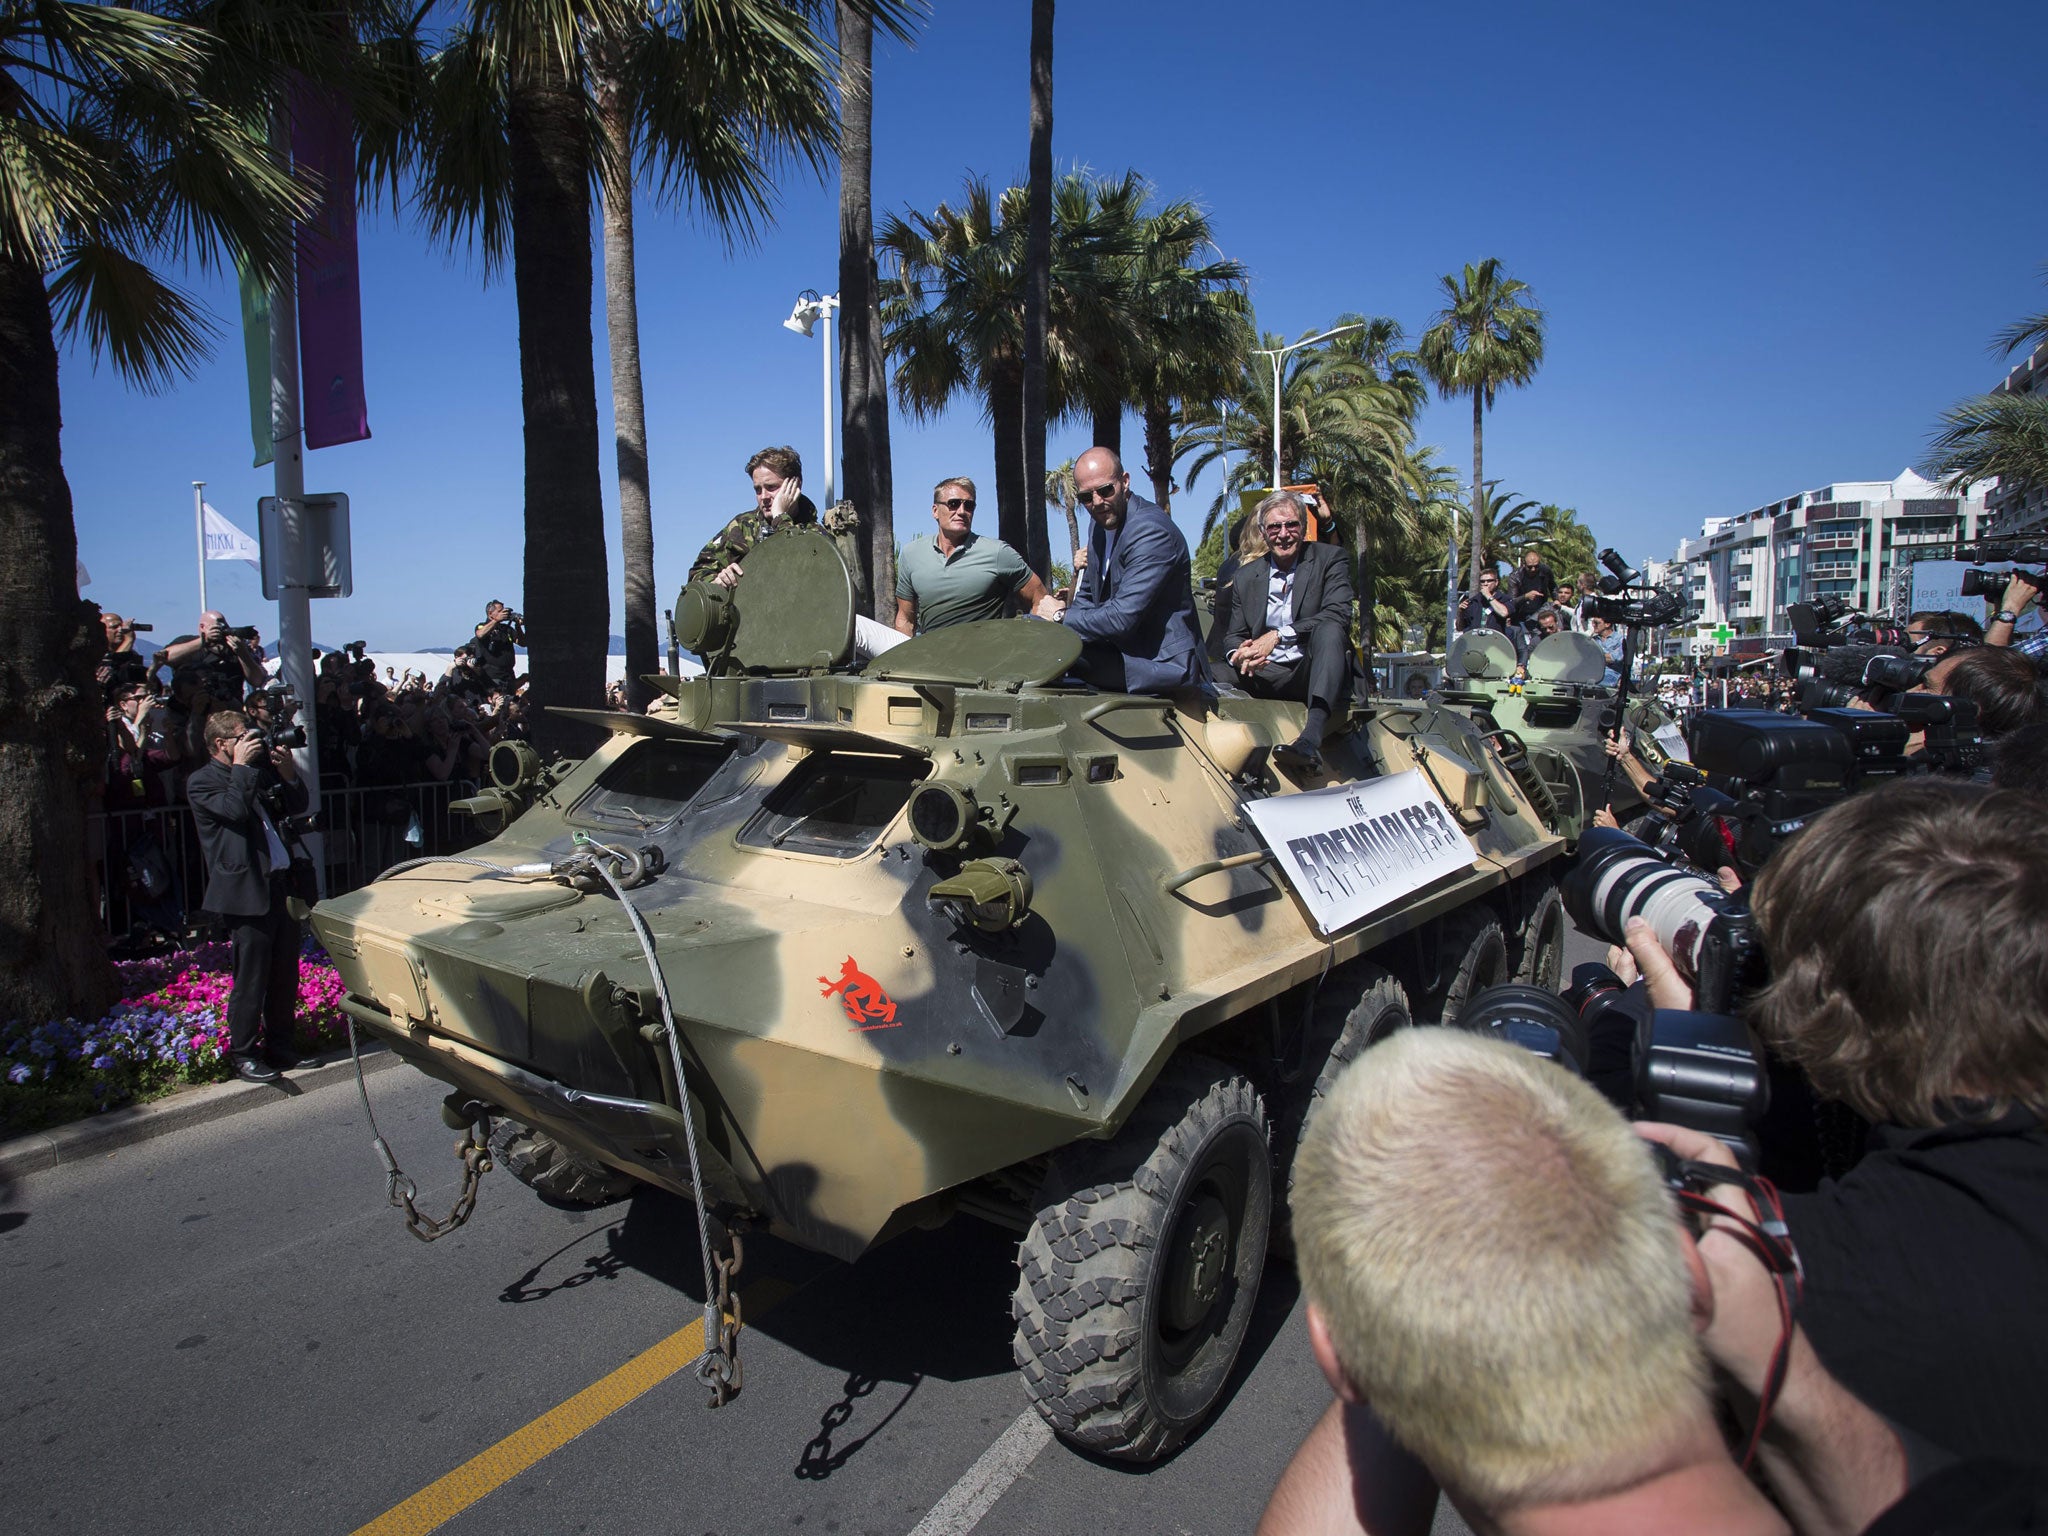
[893,477,1050,635]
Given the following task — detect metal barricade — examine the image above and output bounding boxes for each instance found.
[89,780,484,940]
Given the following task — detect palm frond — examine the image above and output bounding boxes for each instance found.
[47,236,218,392]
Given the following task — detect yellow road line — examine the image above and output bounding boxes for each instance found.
[352,1279,795,1536]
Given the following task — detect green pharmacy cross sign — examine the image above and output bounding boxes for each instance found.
[1712,624,1734,643]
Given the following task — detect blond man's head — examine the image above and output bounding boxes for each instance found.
[1292,1027,1705,1508]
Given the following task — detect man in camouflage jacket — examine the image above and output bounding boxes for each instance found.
[690,445,820,586]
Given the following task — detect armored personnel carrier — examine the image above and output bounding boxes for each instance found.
[1444,628,1683,835]
[311,529,1567,1461]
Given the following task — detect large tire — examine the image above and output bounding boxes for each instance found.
[1510,882,1567,992]
[1269,966,1411,1257]
[490,1119,635,1208]
[1415,907,1510,1028]
[1013,1056,1271,1462]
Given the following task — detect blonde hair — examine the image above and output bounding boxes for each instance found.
[932,476,978,502]
[1292,1028,1704,1507]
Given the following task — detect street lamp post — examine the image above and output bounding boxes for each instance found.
[782,289,841,505]
[1249,322,1366,492]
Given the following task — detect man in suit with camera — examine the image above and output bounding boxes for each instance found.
[1220,490,1355,766]
[187,710,310,1084]
[1034,447,1208,697]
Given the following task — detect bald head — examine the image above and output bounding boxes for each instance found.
[1073,447,1132,530]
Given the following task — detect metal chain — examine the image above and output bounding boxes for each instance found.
[347,1015,492,1244]
[698,1226,746,1406]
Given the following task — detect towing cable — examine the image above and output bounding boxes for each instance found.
[346,836,746,1403]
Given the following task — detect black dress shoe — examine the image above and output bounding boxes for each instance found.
[263,1049,310,1071]
[1273,736,1323,769]
[234,1057,283,1085]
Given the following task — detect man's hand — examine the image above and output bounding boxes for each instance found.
[768,475,802,523]
[1033,593,1067,621]
[713,561,744,589]
[2004,573,2039,618]
[1606,917,1696,1010]
[270,744,298,780]
[1592,805,1620,830]
[1229,630,1281,675]
[1071,547,1088,571]
[231,732,264,767]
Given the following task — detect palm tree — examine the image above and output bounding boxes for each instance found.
[388,0,837,748]
[1474,483,1542,572]
[835,1,922,620]
[879,173,1135,569]
[1018,0,1054,576]
[1046,457,1080,566]
[1417,258,1546,584]
[1924,272,2048,510]
[0,0,343,1022]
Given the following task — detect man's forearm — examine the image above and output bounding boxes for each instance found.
[1742,1335,1907,1536]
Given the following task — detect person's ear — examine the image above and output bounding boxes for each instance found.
[1306,1303,1364,1405]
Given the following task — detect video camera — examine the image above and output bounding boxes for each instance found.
[1581,547,1689,629]
[1959,565,2045,602]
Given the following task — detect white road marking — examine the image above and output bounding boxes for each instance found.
[907,1408,1055,1536]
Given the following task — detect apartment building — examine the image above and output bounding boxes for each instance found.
[1984,340,2046,536]
[1672,469,1989,636]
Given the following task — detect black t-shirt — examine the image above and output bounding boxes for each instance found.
[1782,1112,2048,1463]
[171,637,251,707]
[1862,1459,2048,1534]
[474,622,519,688]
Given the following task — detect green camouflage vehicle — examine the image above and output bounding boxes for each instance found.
[311,528,1567,1462]
[1443,628,1685,837]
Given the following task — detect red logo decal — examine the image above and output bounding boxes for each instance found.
[819,956,899,1030]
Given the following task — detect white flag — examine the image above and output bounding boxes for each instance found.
[75,558,91,590]
[202,503,260,569]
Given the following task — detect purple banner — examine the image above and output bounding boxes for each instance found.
[291,77,370,450]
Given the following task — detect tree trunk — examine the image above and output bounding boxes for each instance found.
[836,1,890,617]
[597,59,656,712]
[509,61,609,754]
[866,257,894,611]
[1469,391,1484,583]
[1018,0,1054,577]
[990,360,1027,558]
[0,250,117,1024]
[1141,400,1174,511]
[1091,398,1121,458]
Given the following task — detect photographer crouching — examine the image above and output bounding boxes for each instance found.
[187,709,314,1085]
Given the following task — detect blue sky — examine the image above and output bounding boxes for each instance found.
[65,0,2048,649]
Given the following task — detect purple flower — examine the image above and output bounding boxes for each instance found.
[91,1055,117,1071]
[7,1064,29,1085]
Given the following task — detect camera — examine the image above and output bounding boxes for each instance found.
[247,686,308,750]
[128,622,153,634]
[223,624,260,643]
[1560,825,1763,1014]
[1457,969,1769,1164]
[1580,547,1690,629]
[1960,566,2044,601]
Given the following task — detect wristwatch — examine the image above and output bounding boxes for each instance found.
[1996,609,2019,625]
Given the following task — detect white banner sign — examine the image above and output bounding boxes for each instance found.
[1243,769,1477,936]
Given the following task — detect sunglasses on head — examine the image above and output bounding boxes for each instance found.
[938,497,975,512]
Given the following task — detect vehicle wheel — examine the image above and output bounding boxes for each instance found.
[1511,882,1567,992]
[1269,966,1411,1259]
[489,1119,635,1208]
[1416,908,1510,1028]
[1013,1055,1271,1463]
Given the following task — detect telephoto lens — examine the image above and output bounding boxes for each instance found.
[1451,984,1592,1078]
[1559,827,1760,1014]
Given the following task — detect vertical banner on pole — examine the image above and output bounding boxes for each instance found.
[237,263,274,468]
[289,76,370,451]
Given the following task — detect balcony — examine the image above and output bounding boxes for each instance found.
[1807,534,1861,552]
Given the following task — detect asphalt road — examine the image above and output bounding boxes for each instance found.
[1,930,1608,1536]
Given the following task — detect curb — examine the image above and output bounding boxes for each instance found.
[0,1044,403,1182]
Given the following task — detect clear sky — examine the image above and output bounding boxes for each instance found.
[64,0,2048,649]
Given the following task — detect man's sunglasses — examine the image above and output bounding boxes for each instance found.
[1263,521,1304,536]
[1077,482,1120,503]
[938,497,975,512]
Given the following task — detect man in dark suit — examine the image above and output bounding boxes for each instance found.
[1034,447,1208,696]
[187,710,310,1084]
[1221,491,1355,765]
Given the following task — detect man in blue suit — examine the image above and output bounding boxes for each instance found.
[1035,447,1209,696]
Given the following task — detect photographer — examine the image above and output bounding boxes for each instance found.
[97,612,154,694]
[1456,569,1513,634]
[162,610,267,709]
[472,600,524,693]
[1984,569,2046,663]
[1914,642,2047,741]
[1266,1027,1913,1536]
[186,710,312,1084]
[1610,779,2048,1463]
